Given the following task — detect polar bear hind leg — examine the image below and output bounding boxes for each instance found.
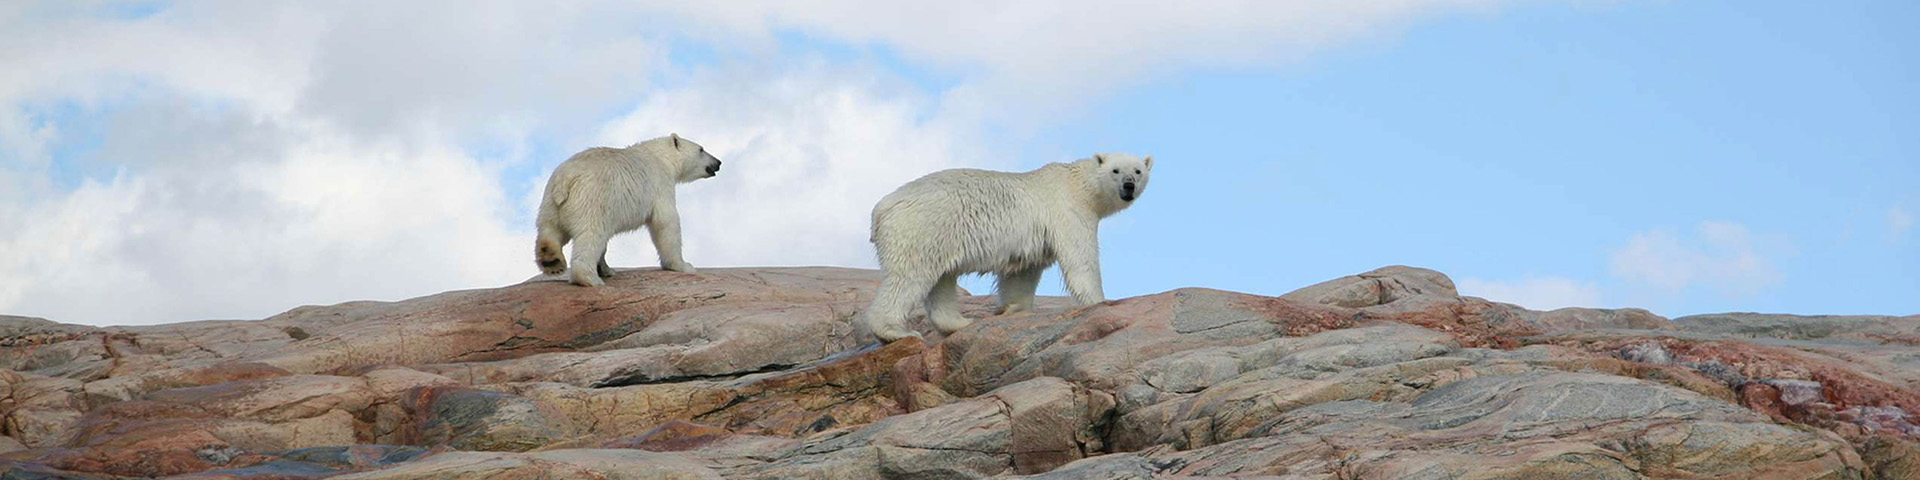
[865,272,935,342]
[568,229,610,287]
[926,272,971,333]
[535,225,571,276]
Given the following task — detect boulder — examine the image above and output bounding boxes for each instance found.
[731,377,1112,478]
[398,386,571,452]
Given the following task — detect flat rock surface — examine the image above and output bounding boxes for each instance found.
[0,265,1911,479]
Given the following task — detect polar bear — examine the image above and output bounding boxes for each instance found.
[863,153,1153,342]
[534,134,722,287]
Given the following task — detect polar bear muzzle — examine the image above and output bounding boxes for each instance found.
[1121,181,1138,201]
[698,147,722,178]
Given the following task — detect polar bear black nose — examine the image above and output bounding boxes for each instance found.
[1121,181,1137,200]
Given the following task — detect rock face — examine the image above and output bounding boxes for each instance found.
[0,266,1913,479]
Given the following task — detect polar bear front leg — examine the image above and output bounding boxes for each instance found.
[995,266,1045,315]
[864,272,933,342]
[649,203,697,274]
[1053,231,1106,305]
[926,272,972,334]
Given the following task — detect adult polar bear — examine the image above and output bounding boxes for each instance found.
[535,134,722,287]
[864,153,1153,342]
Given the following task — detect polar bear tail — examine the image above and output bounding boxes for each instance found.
[535,232,567,275]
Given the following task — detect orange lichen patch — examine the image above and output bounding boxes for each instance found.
[174,362,294,387]
[1740,383,1792,423]
[1857,331,1920,347]
[1659,340,1920,415]
[1234,292,1539,349]
[1227,296,1361,338]
[602,420,734,452]
[1382,300,1542,349]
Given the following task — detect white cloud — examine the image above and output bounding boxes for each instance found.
[1456,276,1602,310]
[1890,205,1912,242]
[0,3,666,324]
[0,1,1521,325]
[1609,221,1784,296]
[0,129,528,324]
[654,0,1514,120]
[593,60,995,269]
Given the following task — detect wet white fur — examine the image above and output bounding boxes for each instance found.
[534,134,721,286]
[863,153,1153,341]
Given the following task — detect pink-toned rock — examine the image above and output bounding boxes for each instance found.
[732,377,1112,479]
[416,300,869,388]
[506,336,926,441]
[1539,331,1920,441]
[143,375,375,423]
[37,398,361,477]
[3,268,880,399]
[255,268,881,375]
[0,316,114,380]
[0,370,85,447]
[0,266,1904,479]
[598,421,736,452]
[327,449,722,480]
[1280,265,1459,312]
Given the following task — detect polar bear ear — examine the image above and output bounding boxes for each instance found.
[1095,154,1106,165]
[1144,156,1153,169]
[670,133,682,149]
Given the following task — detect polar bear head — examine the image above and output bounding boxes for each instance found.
[1092,153,1153,204]
[664,133,723,183]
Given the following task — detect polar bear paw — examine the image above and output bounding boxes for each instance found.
[570,270,607,287]
[869,323,920,343]
[663,261,698,274]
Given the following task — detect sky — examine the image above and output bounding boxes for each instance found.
[1,1,1914,326]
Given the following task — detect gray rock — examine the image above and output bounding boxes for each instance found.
[1674,312,1920,345]
[404,387,571,452]
[1279,265,1457,312]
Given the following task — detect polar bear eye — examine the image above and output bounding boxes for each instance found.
[1111,169,1119,174]
[1134,169,1141,174]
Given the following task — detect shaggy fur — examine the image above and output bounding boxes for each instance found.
[864,153,1153,341]
[535,134,722,286]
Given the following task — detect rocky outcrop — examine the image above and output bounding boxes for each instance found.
[0,266,1911,479]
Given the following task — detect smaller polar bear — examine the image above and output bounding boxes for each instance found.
[535,134,722,287]
[864,153,1153,342]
